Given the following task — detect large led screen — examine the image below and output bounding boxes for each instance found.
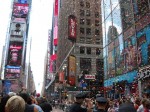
[10,22,26,37]
[13,3,29,18]
[68,55,76,86]
[2,80,20,95]
[5,66,21,79]
[7,42,23,66]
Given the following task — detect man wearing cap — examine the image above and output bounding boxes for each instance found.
[94,97,108,112]
[69,92,93,112]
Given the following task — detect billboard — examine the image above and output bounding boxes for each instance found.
[2,80,20,94]
[18,0,27,3]
[5,66,21,79]
[13,3,29,18]
[59,71,64,82]
[7,42,23,66]
[68,15,77,41]
[136,25,150,66]
[10,22,26,37]
[68,55,76,86]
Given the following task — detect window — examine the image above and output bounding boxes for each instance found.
[95,29,100,35]
[80,1,84,7]
[87,47,91,54]
[86,2,90,8]
[96,48,101,55]
[80,37,85,43]
[95,12,99,18]
[95,20,100,26]
[80,18,85,25]
[86,19,91,25]
[86,10,90,16]
[80,47,85,54]
[80,10,84,16]
[80,28,84,34]
[86,28,91,35]
[80,58,91,71]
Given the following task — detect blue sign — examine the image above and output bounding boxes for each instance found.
[104,70,137,87]
[18,0,27,3]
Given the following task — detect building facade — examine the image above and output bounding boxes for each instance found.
[57,0,103,96]
[103,0,150,98]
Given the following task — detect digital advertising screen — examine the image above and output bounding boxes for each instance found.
[7,42,23,66]
[10,22,26,37]
[13,3,29,18]
[5,66,21,79]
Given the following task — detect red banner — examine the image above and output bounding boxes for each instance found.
[54,38,58,46]
[51,54,57,60]
[68,15,77,41]
[54,0,58,16]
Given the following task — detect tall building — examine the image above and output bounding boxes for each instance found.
[103,0,150,98]
[1,0,32,95]
[56,0,103,96]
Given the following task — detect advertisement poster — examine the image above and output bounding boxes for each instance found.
[10,22,26,37]
[123,36,137,72]
[68,55,76,86]
[2,80,11,95]
[136,25,150,66]
[5,66,21,79]
[68,15,77,41]
[59,71,64,83]
[13,3,29,18]
[7,42,23,66]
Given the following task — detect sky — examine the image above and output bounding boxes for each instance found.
[0,0,53,93]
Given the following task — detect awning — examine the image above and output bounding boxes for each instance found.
[104,71,137,87]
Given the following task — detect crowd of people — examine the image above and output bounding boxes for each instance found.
[68,92,150,112]
[0,89,52,112]
[0,89,150,112]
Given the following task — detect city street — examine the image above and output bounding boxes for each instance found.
[52,108,64,112]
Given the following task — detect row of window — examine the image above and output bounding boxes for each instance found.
[80,18,100,26]
[80,58,103,73]
[80,28,100,35]
[80,1,90,8]
[80,47,101,55]
[80,10,100,18]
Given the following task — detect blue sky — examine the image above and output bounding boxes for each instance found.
[0,0,53,93]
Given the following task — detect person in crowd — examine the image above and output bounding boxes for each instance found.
[134,97,141,110]
[0,95,10,112]
[19,93,38,112]
[39,97,52,112]
[5,95,25,112]
[69,92,93,112]
[27,95,43,112]
[143,100,150,112]
[94,97,108,112]
[107,101,115,112]
[118,103,136,112]
[137,98,147,112]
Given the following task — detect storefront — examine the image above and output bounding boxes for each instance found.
[104,71,138,99]
[137,66,150,97]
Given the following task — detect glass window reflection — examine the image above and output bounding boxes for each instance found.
[104,0,111,19]
[112,5,123,36]
[111,0,119,10]
[105,15,113,44]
